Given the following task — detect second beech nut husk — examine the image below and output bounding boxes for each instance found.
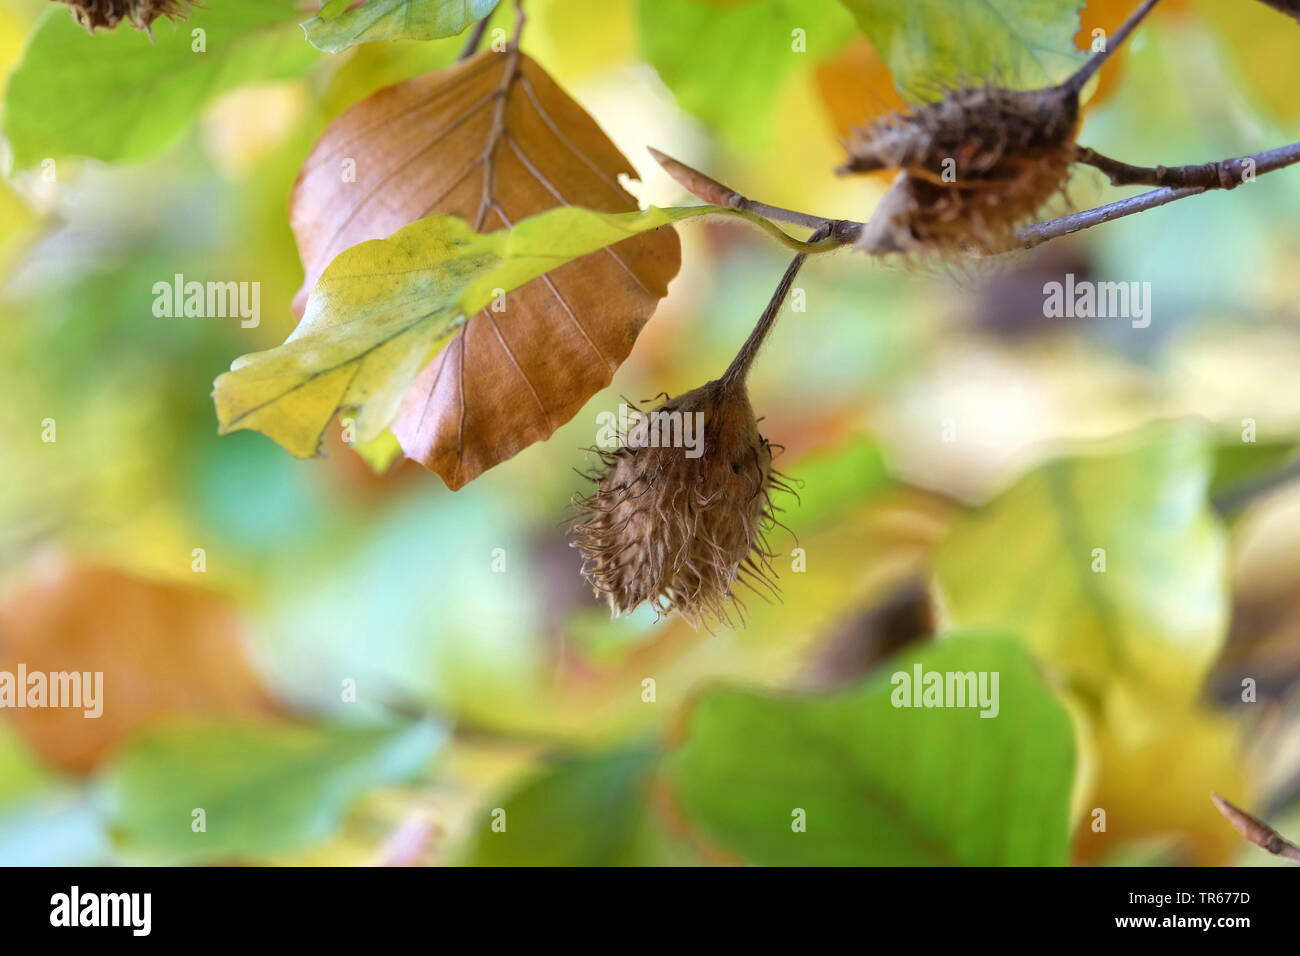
[571,376,791,628]
[53,0,193,32]
[839,0,1162,256]
[841,83,1081,256]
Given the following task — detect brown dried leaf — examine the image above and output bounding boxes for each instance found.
[290,50,681,489]
[0,554,275,773]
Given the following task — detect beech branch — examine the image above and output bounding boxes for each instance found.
[647,141,1300,255]
[457,17,491,60]
[1211,793,1300,863]
[722,225,829,389]
[1019,139,1300,248]
[648,148,860,246]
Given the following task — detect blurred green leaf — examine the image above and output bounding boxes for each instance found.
[0,722,53,806]
[214,205,707,461]
[302,0,500,53]
[103,718,444,863]
[465,745,693,865]
[1209,434,1295,498]
[787,435,891,528]
[935,422,1228,703]
[4,1,318,167]
[634,0,856,146]
[257,490,546,723]
[0,179,35,272]
[667,635,1075,865]
[838,0,1083,96]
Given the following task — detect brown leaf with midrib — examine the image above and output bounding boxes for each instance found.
[290,50,682,490]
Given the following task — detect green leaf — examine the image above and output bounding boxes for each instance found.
[302,0,501,53]
[667,635,1076,865]
[1210,435,1295,499]
[838,0,1084,96]
[934,422,1229,704]
[0,723,53,808]
[634,0,857,146]
[103,718,444,863]
[213,204,713,460]
[787,435,891,528]
[4,1,318,168]
[465,745,693,866]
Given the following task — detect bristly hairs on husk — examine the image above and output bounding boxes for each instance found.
[840,0,1161,256]
[53,0,194,33]
[570,242,816,628]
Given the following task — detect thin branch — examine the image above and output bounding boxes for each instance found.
[1075,145,1255,190]
[1211,793,1300,862]
[647,141,1300,256]
[1015,183,1202,249]
[648,148,862,246]
[1020,139,1300,248]
[512,0,526,45]
[457,16,491,61]
[722,226,829,389]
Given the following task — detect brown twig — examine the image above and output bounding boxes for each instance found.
[1020,140,1300,248]
[721,226,828,389]
[648,148,861,246]
[1074,143,1281,190]
[646,141,1300,255]
[1211,792,1300,862]
[457,16,491,61]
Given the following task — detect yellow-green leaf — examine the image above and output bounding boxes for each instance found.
[934,422,1229,705]
[838,0,1084,97]
[214,205,712,460]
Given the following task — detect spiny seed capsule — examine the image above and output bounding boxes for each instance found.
[572,233,815,628]
[571,378,792,629]
[842,84,1081,256]
[840,0,1159,256]
[53,0,193,33]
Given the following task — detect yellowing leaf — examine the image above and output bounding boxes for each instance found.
[1074,703,1249,865]
[285,50,683,488]
[934,422,1229,705]
[1194,0,1300,124]
[215,204,705,484]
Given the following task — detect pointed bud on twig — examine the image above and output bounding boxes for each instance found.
[1211,792,1300,862]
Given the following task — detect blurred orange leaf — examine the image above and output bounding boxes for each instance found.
[814,36,905,142]
[0,555,275,773]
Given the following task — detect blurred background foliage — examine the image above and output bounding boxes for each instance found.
[1,0,1299,866]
